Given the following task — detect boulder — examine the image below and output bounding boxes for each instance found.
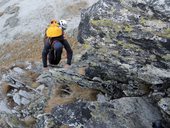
[4,15,19,28]
[50,97,162,128]
[77,0,170,96]
[13,92,21,105]
[4,5,19,14]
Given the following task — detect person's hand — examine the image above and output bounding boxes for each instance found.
[64,64,70,69]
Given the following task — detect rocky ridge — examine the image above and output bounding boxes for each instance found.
[0,0,170,128]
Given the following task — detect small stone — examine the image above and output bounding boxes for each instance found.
[4,5,19,14]
[31,82,39,88]
[97,94,109,102]
[4,15,19,28]
[22,116,36,127]
[92,77,103,82]
[13,93,21,105]
[11,109,19,114]
[18,90,32,99]
[21,97,30,105]
[0,101,12,113]
[36,85,45,93]
[13,67,25,74]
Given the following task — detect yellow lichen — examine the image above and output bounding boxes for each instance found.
[162,54,170,61]
[111,7,115,13]
[150,55,156,61]
[90,19,114,27]
[83,42,91,49]
[140,17,147,26]
[117,40,124,45]
[117,40,141,51]
[161,29,170,38]
[124,24,133,33]
[112,51,119,56]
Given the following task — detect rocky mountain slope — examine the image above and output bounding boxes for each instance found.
[0,0,170,128]
[0,0,98,43]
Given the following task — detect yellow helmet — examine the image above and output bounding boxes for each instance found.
[46,22,62,37]
[50,19,57,24]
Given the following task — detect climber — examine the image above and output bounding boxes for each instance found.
[42,19,73,69]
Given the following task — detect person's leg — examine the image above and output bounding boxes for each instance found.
[42,38,51,67]
[48,49,55,64]
[62,39,73,65]
[53,41,63,65]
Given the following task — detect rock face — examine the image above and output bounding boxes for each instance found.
[0,0,170,128]
[78,0,170,97]
[0,61,165,128]
[78,0,170,126]
[49,97,161,128]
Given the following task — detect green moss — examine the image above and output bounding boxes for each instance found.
[150,55,156,61]
[161,29,170,38]
[94,20,133,33]
[123,43,134,49]
[109,33,117,39]
[117,40,124,45]
[117,40,142,51]
[90,19,114,27]
[119,0,123,3]
[83,42,91,49]
[11,117,21,126]
[140,17,147,26]
[105,36,112,43]
[124,24,133,33]
[123,43,139,50]
[114,24,122,33]
[111,7,115,13]
[98,47,108,53]
[123,57,135,61]
[162,54,170,61]
[112,51,119,56]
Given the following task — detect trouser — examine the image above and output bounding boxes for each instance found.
[42,39,63,66]
[49,41,63,65]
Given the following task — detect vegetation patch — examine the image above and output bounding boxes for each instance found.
[90,19,114,27]
[124,24,133,33]
[162,54,170,61]
[117,40,140,50]
[150,55,157,61]
[0,35,78,70]
[161,28,170,38]
[112,50,119,57]
[83,42,91,49]
[140,17,147,26]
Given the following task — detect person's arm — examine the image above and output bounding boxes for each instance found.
[62,39,73,65]
[42,47,49,67]
[42,28,49,68]
[42,38,51,67]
